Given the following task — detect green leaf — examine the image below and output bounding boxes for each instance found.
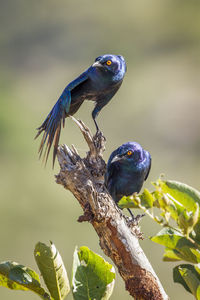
[118,189,155,210]
[197,286,200,300]
[178,209,193,236]
[140,189,155,208]
[72,246,115,300]
[150,228,191,248]
[188,203,199,228]
[0,261,50,299]
[118,195,139,209]
[34,241,70,300]
[158,180,200,215]
[190,249,200,262]
[193,207,200,243]
[173,264,200,299]
[173,264,193,294]
[150,228,198,263]
[194,223,200,243]
[163,248,182,262]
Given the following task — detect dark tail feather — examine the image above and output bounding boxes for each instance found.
[53,124,61,167]
[35,99,65,167]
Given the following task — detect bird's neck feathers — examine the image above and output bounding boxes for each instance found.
[90,66,123,86]
[112,64,126,82]
[118,157,145,175]
[121,160,140,172]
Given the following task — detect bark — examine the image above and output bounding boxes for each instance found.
[55,116,169,300]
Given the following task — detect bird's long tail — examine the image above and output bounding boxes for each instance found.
[35,98,66,167]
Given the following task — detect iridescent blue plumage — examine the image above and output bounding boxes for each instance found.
[35,54,127,166]
[105,142,151,215]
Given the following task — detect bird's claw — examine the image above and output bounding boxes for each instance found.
[93,130,106,153]
[94,129,105,138]
[127,213,145,226]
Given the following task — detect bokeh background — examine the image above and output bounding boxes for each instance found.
[1,0,200,299]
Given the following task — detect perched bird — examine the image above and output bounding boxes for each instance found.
[105,142,151,217]
[35,54,127,166]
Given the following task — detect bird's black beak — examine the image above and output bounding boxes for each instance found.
[92,61,102,68]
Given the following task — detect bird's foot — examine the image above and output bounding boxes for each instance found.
[130,213,145,225]
[93,130,106,154]
[127,208,145,226]
[125,213,145,239]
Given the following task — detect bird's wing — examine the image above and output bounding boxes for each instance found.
[35,70,89,167]
[145,155,151,181]
[67,70,89,91]
[105,148,120,187]
[105,163,121,203]
[105,161,117,189]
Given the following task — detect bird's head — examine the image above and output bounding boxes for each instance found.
[92,54,127,82]
[108,142,148,169]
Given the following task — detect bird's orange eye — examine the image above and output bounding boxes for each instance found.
[127,150,133,156]
[106,60,112,66]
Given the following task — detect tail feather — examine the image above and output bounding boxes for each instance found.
[41,120,57,163]
[35,99,66,166]
[53,124,61,166]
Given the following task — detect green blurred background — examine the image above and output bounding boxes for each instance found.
[1,0,200,299]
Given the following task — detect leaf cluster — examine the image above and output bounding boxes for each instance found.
[119,178,200,299]
[0,242,115,300]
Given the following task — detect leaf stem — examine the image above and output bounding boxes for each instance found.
[134,197,200,250]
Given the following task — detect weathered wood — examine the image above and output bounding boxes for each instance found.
[55,117,169,300]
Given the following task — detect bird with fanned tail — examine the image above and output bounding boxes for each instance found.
[35,54,127,166]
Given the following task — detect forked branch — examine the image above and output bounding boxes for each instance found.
[55,117,169,300]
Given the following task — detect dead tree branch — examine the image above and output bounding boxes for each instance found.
[55,117,169,300]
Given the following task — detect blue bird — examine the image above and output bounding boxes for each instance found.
[105,142,151,217]
[35,54,127,166]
